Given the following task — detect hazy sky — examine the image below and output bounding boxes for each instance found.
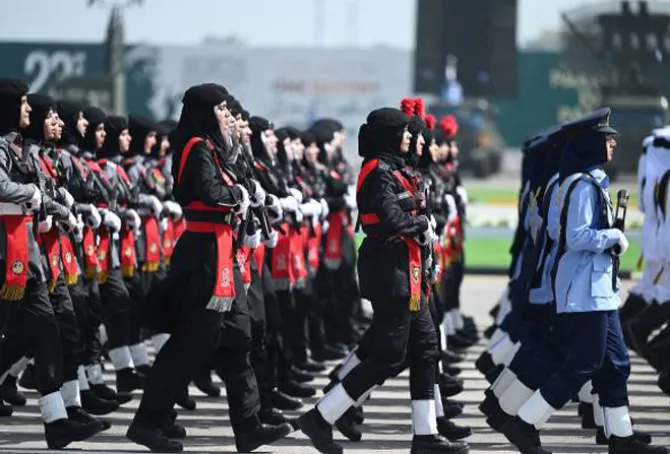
[3,0,615,48]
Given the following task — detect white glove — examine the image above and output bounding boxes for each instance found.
[294,207,304,224]
[163,200,183,220]
[456,186,469,205]
[125,209,142,233]
[147,195,162,218]
[430,263,441,285]
[250,180,266,208]
[160,217,169,232]
[80,204,102,229]
[344,192,357,210]
[280,196,298,213]
[101,209,122,233]
[58,187,75,209]
[430,215,437,230]
[322,220,330,233]
[414,216,434,246]
[23,184,42,213]
[300,199,321,218]
[444,194,458,223]
[73,219,84,243]
[288,188,303,204]
[234,184,250,216]
[319,198,330,220]
[59,212,79,234]
[615,230,629,255]
[243,229,262,248]
[263,229,279,248]
[266,194,283,224]
[38,215,53,233]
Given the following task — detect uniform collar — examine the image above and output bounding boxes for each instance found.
[587,167,609,189]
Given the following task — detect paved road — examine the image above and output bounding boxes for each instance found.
[1,276,668,453]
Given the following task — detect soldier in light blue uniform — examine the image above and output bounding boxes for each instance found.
[501,108,668,454]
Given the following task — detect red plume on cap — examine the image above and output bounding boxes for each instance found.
[424,114,436,130]
[400,98,416,116]
[440,115,459,137]
[413,98,426,120]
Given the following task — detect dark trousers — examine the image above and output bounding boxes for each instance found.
[211,267,261,433]
[509,304,555,378]
[275,290,296,383]
[262,264,285,391]
[247,264,272,411]
[0,278,63,395]
[50,277,83,381]
[99,269,132,350]
[540,310,631,409]
[341,297,438,401]
[70,277,104,365]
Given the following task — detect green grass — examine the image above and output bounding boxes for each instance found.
[354,234,642,272]
[468,187,640,207]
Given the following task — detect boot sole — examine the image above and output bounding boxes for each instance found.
[299,416,344,454]
[237,423,293,452]
[126,429,183,453]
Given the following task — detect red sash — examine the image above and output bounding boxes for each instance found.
[308,223,322,271]
[237,246,252,286]
[82,226,99,279]
[120,227,137,277]
[253,243,266,276]
[96,226,111,284]
[0,216,32,301]
[162,219,177,264]
[271,222,292,288]
[141,216,161,272]
[40,229,61,293]
[175,218,185,239]
[59,232,79,286]
[290,226,308,283]
[324,210,344,269]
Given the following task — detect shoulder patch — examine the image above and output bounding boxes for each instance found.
[377,160,391,171]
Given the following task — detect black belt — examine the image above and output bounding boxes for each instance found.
[184,210,234,225]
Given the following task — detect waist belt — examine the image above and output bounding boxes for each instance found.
[0,203,26,216]
[184,210,234,225]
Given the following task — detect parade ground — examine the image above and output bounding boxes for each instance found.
[0,275,667,454]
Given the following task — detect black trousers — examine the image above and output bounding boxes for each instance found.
[262,263,285,391]
[50,277,83,381]
[247,264,272,411]
[211,266,261,433]
[0,278,63,395]
[70,277,104,365]
[99,269,132,350]
[275,289,296,383]
[341,297,438,401]
[126,266,167,343]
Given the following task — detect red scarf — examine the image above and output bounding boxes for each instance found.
[324,210,345,269]
[40,229,61,293]
[141,216,161,272]
[307,223,322,272]
[237,246,252,287]
[271,222,292,288]
[82,226,99,279]
[253,243,266,276]
[290,226,308,283]
[120,226,137,278]
[0,216,32,301]
[59,232,79,286]
[96,226,111,284]
[162,219,177,265]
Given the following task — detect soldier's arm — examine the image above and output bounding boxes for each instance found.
[42,194,70,220]
[189,145,244,207]
[565,181,621,253]
[368,168,428,237]
[0,146,38,204]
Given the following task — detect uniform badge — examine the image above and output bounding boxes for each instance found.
[87,245,95,256]
[97,250,106,261]
[276,255,287,271]
[149,243,158,254]
[412,265,421,283]
[236,251,246,268]
[164,239,172,249]
[221,267,231,288]
[329,240,338,253]
[65,252,72,264]
[11,260,25,275]
[51,255,58,267]
[124,246,132,257]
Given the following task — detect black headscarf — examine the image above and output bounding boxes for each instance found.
[310,123,335,165]
[24,94,56,142]
[249,116,274,163]
[57,100,84,147]
[128,115,158,157]
[80,106,107,152]
[151,119,176,159]
[358,108,409,162]
[0,78,29,135]
[172,83,229,180]
[97,116,128,160]
[558,130,608,182]
[406,115,426,168]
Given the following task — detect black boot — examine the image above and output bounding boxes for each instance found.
[234,422,293,452]
[608,434,668,454]
[91,383,132,405]
[259,408,289,425]
[353,405,364,424]
[579,402,597,429]
[18,363,36,390]
[127,421,183,453]
[335,407,362,441]
[501,416,550,454]
[439,373,464,398]
[116,367,143,394]
[0,399,13,417]
[271,390,303,410]
[447,334,476,350]
[0,376,26,406]
[658,368,670,396]
[81,390,119,415]
[597,428,652,445]
[175,387,196,411]
[444,365,462,376]
[162,421,187,439]
[486,365,504,384]
[66,406,110,432]
[291,366,316,383]
[442,348,466,364]
[298,408,343,454]
[297,358,326,373]
[475,352,496,377]
[444,401,464,419]
[193,371,221,397]
[627,302,670,356]
[328,364,342,382]
[44,418,102,449]
[648,333,670,371]
[313,345,347,362]
[479,390,497,418]
[280,379,316,398]
[410,434,470,454]
[484,325,497,339]
[437,417,472,441]
[619,293,648,324]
